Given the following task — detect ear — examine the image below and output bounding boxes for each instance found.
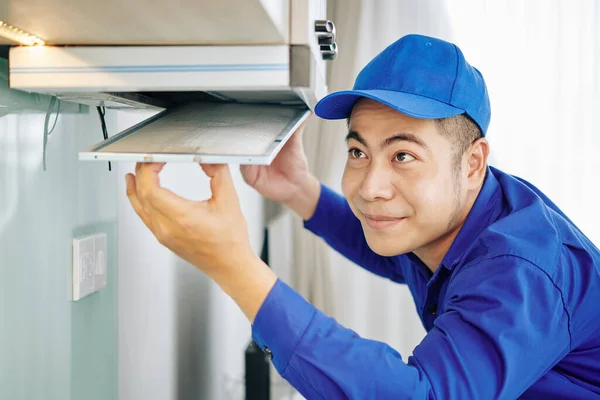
[466,138,489,190]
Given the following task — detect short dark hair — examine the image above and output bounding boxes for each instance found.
[435,114,482,167]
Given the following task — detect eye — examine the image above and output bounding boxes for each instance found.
[395,152,415,163]
[348,148,366,159]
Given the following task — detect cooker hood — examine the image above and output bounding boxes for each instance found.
[5,0,336,164]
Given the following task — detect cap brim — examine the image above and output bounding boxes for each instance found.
[314,89,464,120]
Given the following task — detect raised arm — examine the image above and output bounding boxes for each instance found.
[241,128,405,283]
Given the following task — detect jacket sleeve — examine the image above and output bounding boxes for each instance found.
[304,183,406,283]
[252,255,571,399]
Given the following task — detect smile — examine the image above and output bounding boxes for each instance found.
[362,214,406,230]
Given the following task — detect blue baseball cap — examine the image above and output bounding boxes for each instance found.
[315,34,491,135]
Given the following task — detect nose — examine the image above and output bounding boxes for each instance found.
[358,162,394,201]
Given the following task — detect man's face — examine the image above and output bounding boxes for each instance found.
[342,99,467,257]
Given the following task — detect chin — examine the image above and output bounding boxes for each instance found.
[364,232,413,256]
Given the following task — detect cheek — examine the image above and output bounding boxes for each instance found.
[341,167,358,199]
[408,173,457,221]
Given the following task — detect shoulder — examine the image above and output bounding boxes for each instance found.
[460,167,587,279]
[454,168,600,345]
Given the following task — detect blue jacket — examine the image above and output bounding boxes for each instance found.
[252,166,600,399]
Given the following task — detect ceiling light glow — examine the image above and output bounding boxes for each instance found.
[0,21,45,46]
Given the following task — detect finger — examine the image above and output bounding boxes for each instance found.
[136,161,166,176]
[135,162,193,219]
[280,118,309,154]
[127,172,193,245]
[289,122,306,145]
[125,173,152,228]
[134,162,165,213]
[239,164,260,186]
[284,132,301,153]
[200,164,238,205]
[295,112,313,133]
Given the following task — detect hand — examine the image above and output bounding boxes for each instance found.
[125,162,254,275]
[241,124,321,220]
[241,124,312,203]
[125,162,277,322]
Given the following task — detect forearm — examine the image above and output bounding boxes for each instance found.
[251,261,571,400]
[207,251,277,323]
[283,173,321,220]
[252,279,431,399]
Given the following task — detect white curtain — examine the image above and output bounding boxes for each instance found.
[271,0,600,377]
[445,0,600,247]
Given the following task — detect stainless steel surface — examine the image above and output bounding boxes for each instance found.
[320,42,338,60]
[0,0,287,45]
[314,20,334,33]
[315,19,336,45]
[314,20,337,60]
[0,58,85,116]
[317,32,335,45]
[56,92,168,109]
[290,45,311,88]
[11,42,326,109]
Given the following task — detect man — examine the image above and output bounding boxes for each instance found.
[125,35,600,399]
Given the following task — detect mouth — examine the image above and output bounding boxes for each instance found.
[362,213,406,230]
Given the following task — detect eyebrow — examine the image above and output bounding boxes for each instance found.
[345,131,367,147]
[345,130,428,150]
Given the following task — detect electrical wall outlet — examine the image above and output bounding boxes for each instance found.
[73,233,108,301]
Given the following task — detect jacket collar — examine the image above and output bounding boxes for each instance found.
[441,167,504,270]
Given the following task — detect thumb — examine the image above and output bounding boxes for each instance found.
[286,121,307,150]
[200,164,237,203]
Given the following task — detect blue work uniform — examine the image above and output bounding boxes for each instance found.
[252,166,600,399]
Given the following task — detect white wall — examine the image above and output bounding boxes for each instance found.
[116,110,266,400]
[0,108,118,400]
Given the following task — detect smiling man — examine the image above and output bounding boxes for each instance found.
[125,35,600,399]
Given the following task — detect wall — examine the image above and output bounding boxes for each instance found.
[0,106,269,400]
[116,111,266,400]
[0,108,118,399]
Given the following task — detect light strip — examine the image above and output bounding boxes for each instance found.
[0,21,45,46]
